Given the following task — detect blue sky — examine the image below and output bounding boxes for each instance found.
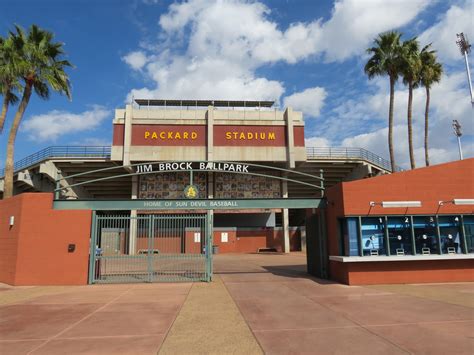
[0,0,472,169]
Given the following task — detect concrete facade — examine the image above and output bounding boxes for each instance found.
[111,104,306,165]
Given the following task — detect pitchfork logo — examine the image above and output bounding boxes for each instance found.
[184,185,199,199]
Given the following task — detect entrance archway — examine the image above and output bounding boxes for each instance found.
[53,161,325,283]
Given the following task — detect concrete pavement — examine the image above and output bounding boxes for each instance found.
[0,253,473,354]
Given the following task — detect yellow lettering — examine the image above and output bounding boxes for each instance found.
[239,132,246,139]
[191,132,197,139]
[175,132,181,139]
[233,132,238,139]
[168,132,173,139]
[247,132,253,139]
[144,131,150,139]
[268,132,275,140]
[260,133,265,139]
[183,132,189,139]
[159,132,165,139]
[225,132,231,140]
[152,132,158,139]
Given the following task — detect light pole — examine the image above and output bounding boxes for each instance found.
[456,33,473,105]
[452,120,463,160]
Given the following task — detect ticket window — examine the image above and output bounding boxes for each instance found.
[413,216,439,255]
[438,216,463,254]
[464,216,474,253]
[360,217,386,256]
[387,217,413,255]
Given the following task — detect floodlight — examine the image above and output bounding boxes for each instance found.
[439,199,474,206]
[452,120,464,160]
[456,33,471,55]
[453,199,474,205]
[456,33,474,105]
[370,201,422,208]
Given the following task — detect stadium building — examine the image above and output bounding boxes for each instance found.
[0,100,472,286]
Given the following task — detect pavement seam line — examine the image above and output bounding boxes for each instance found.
[26,285,135,355]
[251,319,474,332]
[370,285,474,309]
[295,284,412,355]
[155,282,194,354]
[220,275,266,354]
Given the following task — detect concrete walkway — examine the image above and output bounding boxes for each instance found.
[159,276,262,354]
[0,253,473,354]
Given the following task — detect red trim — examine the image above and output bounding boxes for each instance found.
[294,126,305,147]
[112,124,124,146]
[113,124,306,148]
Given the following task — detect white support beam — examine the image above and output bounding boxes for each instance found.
[282,179,290,253]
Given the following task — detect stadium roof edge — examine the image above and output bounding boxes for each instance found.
[134,99,275,108]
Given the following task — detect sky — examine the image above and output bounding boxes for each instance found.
[0,0,473,169]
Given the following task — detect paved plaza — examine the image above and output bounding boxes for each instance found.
[0,253,473,354]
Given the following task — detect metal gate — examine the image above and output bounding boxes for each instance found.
[89,212,212,283]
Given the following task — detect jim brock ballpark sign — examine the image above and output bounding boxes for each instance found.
[135,162,250,174]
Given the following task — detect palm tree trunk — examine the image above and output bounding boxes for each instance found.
[0,95,9,134]
[388,76,396,172]
[3,83,32,199]
[407,81,415,169]
[424,86,430,166]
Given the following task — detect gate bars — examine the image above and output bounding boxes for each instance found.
[89,212,212,283]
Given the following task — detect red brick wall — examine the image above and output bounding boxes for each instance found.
[325,159,474,285]
[328,261,349,284]
[210,228,300,253]
[0,195,22,284]
[337,158,474,217]
[330,260,474,285]
[136,235,181,253]
[0,193,91,285]
[133,228,301,254]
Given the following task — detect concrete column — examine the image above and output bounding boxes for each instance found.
[282,180,290,253]
[300,227,307,253]
[129,175,138,255]
[123,104,133,166]
[284,107,295,168]
[207,105,214,162]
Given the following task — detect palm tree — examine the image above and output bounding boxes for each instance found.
[400,37,421,170]
[0,35,20,134]
[365,31,403,172]
[419,44,442,166]
[3,25,72,199]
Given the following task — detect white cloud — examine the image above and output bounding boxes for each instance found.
[321,0,431,61]
[122,51,148,70]
[22,106,110,142]
[284,87,327,118]
[419,1,473,64]
[74,137,111,146]
[123,0,430,104]
[337,70,473,168]
[342,124,473,168]
[305,136,331,147]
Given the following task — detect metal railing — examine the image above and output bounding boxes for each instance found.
[0,146,111,176]
[0,145,401,177]
[306,147,403,172]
